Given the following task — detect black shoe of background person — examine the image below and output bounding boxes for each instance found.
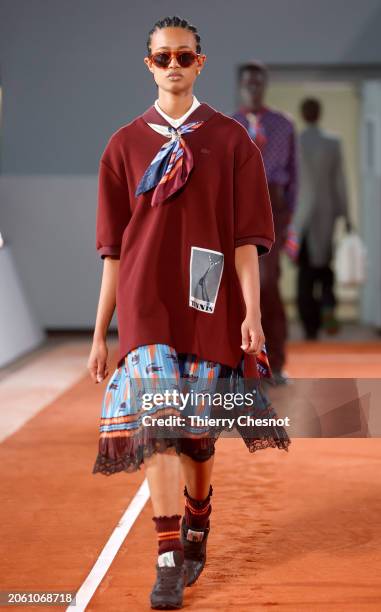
[150,550,187,610]
[181,517,210,586]
[305,329,319,340]
[270,369,290,386]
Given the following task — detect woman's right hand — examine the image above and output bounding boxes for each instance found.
[87,338,109,383]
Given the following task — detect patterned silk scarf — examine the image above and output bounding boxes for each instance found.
[135,121,204,207]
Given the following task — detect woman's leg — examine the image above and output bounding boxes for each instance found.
[179,452,214,500]
[177,351,218,500]
[178,449,214,587]
[179,449,214,526]
[147,448,186,609]
[144,447,181,515]
[129,345,187,608]
[131,343,182,517]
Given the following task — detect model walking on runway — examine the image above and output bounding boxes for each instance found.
[88,15,291,610]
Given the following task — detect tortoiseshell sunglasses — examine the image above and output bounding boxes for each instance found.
[149,50,200,69]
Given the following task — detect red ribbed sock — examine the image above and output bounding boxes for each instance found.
[184,484,213,529]
[152,514,184,563]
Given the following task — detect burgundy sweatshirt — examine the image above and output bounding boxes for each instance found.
[95,102,275,375]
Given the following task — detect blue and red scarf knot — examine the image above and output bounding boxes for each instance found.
[135,121,204,207]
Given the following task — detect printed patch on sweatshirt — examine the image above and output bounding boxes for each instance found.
[189,246,224,314]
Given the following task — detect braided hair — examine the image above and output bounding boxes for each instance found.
[147,16,202,54]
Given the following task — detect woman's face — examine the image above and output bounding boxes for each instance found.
[144,27,206,94]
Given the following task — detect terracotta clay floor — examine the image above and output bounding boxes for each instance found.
[1,336,381,611]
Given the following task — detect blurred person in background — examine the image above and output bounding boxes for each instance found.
[294,97,352,339]
[232,61,298,385]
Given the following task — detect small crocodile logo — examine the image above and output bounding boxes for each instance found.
[131,353,140,366]
[166,353,179,364]
[183,373,199,383]
[146,363,163,375]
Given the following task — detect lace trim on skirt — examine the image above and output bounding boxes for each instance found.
[93,373,291,476]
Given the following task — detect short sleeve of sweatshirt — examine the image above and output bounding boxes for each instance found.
[234,139,275,256]
[95,135,132,260]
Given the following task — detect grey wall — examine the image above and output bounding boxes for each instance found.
[0,175,102,327]
[0,244,45,367]
[1,0,381,174]
[1,0,381,334]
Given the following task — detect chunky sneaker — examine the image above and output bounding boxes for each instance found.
[150,550,187,610]
[180,517,210,587]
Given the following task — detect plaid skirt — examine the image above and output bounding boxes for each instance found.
[92,343,291,475]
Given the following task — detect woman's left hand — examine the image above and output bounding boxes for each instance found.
[240,312,265,356]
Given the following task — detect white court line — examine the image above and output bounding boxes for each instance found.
[67,478,150,611]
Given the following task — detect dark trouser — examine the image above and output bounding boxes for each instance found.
[296,233,336,337]
[259,184,291,372]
